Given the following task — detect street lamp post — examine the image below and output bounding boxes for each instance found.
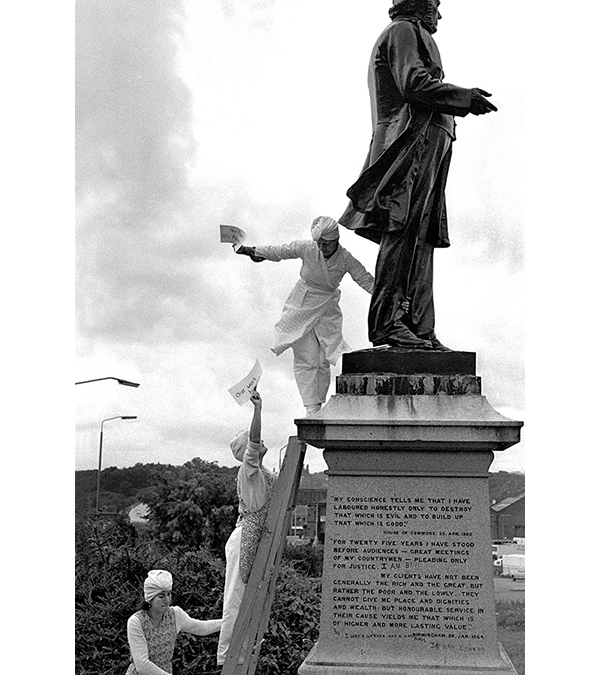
[76,377,140,387]
[96,415,137,514]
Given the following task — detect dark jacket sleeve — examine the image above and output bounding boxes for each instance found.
[387,22,472,117]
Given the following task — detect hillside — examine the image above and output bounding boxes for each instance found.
[75,461,171,516]
[76,459,523,518]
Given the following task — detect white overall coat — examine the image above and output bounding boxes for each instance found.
[255,240,374,364]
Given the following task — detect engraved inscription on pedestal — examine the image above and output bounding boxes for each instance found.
[318,475,499,669]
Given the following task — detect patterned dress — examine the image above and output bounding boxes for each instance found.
[238,467,277,583]
[126,607,177,674]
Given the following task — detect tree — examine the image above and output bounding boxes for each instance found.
[489,471,525,504]
[144,458,239,555]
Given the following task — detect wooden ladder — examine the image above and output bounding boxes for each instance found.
[221,436,307,675]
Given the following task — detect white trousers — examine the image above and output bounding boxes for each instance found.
[291,329,331,406]
[217,525,246,665]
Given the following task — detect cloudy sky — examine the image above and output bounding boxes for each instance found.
[74,0,528,475]
[5,2,597,668]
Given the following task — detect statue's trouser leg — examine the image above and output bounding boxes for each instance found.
[217,526,246,665]
[368,231,435,343]
[292,329,330,406]
[368,126,451,342]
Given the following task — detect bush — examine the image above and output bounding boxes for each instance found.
[496,599,525,630]
[282,542,324,577]
[75,518,322,674]
[256,563,321,674]
[75,517,225,674]
[496,600,525,675]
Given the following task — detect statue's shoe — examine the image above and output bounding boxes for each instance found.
[423,334,453,352]
[373,324,433,350]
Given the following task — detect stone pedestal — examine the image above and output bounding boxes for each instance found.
[296,349,523,675]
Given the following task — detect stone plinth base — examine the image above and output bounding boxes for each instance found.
[296,350,522,675]
[299,641,518,675]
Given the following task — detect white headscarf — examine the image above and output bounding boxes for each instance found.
[311,216,339,241]
[230,428,268,462]
[144,570,173,602]
[230,429,249,462]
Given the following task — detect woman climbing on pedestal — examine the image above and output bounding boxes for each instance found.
[236,216,374,416]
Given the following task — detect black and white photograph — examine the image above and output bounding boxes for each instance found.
[8,0,590,672]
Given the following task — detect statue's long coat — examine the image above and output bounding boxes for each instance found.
[339,17,472,246]
[339,17,475,340]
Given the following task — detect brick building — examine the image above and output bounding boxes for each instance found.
[288,488,327,543]
[490,493,525,540]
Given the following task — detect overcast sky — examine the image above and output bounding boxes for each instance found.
[5,3,597,668]
[74,0,528,475]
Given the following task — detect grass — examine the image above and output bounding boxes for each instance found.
[496,600,525,675]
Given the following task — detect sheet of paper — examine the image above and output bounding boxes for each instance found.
[228,359,262,405]
[220,224,247,251]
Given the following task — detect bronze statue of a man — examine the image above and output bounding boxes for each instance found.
[339,0,497,350]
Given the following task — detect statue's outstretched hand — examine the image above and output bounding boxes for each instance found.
[235,245,266,262]
[469,88,498,115]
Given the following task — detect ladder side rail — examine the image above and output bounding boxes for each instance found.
[242,462,306,675]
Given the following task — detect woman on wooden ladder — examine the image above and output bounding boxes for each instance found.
[217,389,276,668]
